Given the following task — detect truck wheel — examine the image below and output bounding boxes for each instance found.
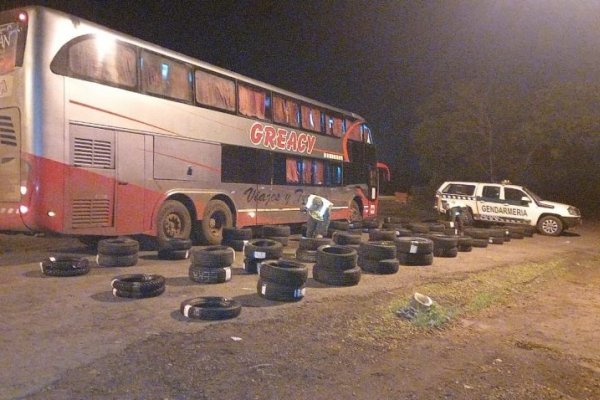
[157,200,192,243]
[200,200,233,245]
[537,215,563,236]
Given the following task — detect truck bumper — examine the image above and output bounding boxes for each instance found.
[563,216,582,228]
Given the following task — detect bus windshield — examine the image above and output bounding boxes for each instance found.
[0,20,24,75]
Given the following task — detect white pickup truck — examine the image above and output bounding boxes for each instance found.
[434,181,581,236]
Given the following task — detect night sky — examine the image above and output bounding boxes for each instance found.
[3,0,600,189]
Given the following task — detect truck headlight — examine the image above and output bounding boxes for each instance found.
[567,206,580,216]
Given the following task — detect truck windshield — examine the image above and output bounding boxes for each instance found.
[523,187,543,203]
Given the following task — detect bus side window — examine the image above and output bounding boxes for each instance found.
[140,50,192,102]
[301,104,323,133]
[195,69,236,112]
[239,84,271,120]
[326,162,342,186]
[273,95,300,128]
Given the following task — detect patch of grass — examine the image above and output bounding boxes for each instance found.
[346,257,577,348]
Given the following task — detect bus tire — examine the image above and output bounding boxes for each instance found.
[180,297,241,320]
[200,200,233,245]
[98,237,139,256]
[312,264,361,286]
[96,253,138,267]
[316,245,358,270]
[189,265,232,284]
[258,259,308,286]
[191,246,234,268]
[257,278,305,302]
[111,274,166,293]
[157,200,192,244]
[40,256,90,277]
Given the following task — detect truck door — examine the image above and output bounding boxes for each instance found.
[501,186,532,225]
[477,184,503,223]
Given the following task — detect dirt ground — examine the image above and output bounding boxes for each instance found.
[1,221,599,400]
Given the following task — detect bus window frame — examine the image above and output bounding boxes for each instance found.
[139,48,194,104]
[193,67,237,114]
[237,81,272,121]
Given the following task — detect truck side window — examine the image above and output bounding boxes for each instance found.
[505,188,528,206]
[482,186,500,201]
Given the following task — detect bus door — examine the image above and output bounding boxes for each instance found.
[114,131,145,233]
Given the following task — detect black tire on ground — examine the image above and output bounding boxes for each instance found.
[406,223,429,234]
[359,258,399,274]
[489,236,505,245]
[111,274,166,293]
[157,248,190,260]
[457,237,473,252]
[258,259,308,286]
[222,227,252,241]
[158,238,192,252]
[332,231,362,246]
[362,218,380,229]
[312,264,361,286]
[537,215,563,236]
[243,258,259,274]
[427,223,446,232]
[433,247,458,257]
[329,220,350,231]
[189,265,232,283]
[96,253,138,267]
[427,235,459,251]
[222,239,248,252]
[295,249,317,263]
[191,245,234,268]
[398,252,434,266]
[113,285,165,299]
[40,256,90,277]
[464,228,491,240]
[470,238,489,248]
[358,241,397,260]
[298,237,332,251]
[180,297,241,320]
[257,277,305,302]
[315,245,358,270]
[394,237,434,254]
[200,199,233,245]
[98,237,139,256]
[368,229,397,241]
[264,236,289,247]
[156,200,192,244]
[262,225,291,237]
[243,239,284,260]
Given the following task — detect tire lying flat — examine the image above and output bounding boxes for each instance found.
[181,297,242,320]
[40,256,90,277]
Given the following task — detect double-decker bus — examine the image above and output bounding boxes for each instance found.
[0,6,384,245]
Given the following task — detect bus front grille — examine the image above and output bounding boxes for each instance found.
[71,198,112,228]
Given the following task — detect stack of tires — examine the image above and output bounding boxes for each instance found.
[257,259,308,301]
[157,238,192,260]
[368,229,397,241]
[406,222,430,235]
[463,228,490,248]
[243,239,283,273]
[328,220,350,238]
[382,222,412,237]
[189,245,234,284]
[111,274,165,298]
[260,225,291,246]
[428,234,459,258]
[40,256,90,277]
[362,218,380,232]
[357,241,399,274]
[332,231,362,249]
[506,226,526,239]
[395,237,434,266]
[296,237,332,263]
[457,236,473,252]
[222,227,253,251]
[313,245,361,286]
[348,220,364,234]
[97,237,139,267]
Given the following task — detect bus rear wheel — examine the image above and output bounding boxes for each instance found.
[157,200,192,244]
[201,200,233,245]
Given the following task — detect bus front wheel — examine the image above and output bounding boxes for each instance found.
[157,200,192,243]
[201,200,233,245]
